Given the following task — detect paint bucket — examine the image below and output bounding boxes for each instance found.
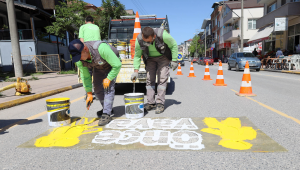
[46,98,71,127]
[124,93,144,119]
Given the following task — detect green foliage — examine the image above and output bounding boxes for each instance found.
[96,0,127,39]
[45,0,93,38]
[1,24,8,29]
[45,0,127,40]
[29,76,39,81]
[189,35,205,57]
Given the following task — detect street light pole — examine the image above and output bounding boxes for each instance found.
[241,0,244,52]
[205,29,206,57]
[6,0,23,77]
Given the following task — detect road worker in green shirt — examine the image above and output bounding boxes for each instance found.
[131,27,178,114]
[69,39,121,126]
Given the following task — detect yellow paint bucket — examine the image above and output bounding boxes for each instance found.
[46,98,71,127]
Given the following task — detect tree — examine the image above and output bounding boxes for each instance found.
[45,0,93,38]
[96,0,127,39]
[189,35,204,57]
[45,0,127,40]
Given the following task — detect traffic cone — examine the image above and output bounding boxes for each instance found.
[213,61,227,86]
[176,63,183,75]
[187,62,196,77]
[236,61,256,97]
[202,61,212,80]
[130,11,141,59]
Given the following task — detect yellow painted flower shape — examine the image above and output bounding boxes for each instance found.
[201,117,257,150]
[35,118,102,147]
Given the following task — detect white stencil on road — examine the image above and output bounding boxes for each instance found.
[105,118,198,130]
[92,130,205,150]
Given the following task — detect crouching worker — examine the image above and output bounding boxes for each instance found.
[68,39,121,126]
[131,27,178,114]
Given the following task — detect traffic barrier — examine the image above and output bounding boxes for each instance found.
[187,62,196,77]
[202,61,212,80]
[130,11,141,59]
[176,63,183,75]
[213,61,227,86]
[236,61,256,97]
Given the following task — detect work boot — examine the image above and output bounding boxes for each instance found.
[155,103,164,114]
[98,113,112,126]
[97,109,114,118]
[144,103,156,111]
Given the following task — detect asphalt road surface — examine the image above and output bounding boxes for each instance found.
[1,62,300,169]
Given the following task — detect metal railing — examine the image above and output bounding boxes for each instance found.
[20,55,61,72]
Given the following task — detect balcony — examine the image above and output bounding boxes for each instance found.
[257,0,270,4]
[223,10,240,25]
[257,2,300,28]
[223,30,240,41]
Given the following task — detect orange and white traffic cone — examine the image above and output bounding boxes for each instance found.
[130,11,141,59]
[236,61,256,97]
[213,61,227,86]
[176,63,183,75]
[202,61,212,80]
[187,62,196,77]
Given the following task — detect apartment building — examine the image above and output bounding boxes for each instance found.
[250,0,300,55]
[219,0,264,57]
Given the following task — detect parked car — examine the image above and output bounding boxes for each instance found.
[178,60,185,66]
[197,57,204,65]
[200,57,214,65]
[188,57,193,62]
[228,52,261,71]
[192,58,198,63]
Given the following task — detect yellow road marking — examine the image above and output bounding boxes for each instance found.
[0,96,85,133]
[231,89,300,125]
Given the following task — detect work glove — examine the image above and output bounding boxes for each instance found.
[86,92,93,110]
[131,72,138,82]
[170,61,178,71]
[103,78,111,92]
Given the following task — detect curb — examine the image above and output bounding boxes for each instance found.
[261,69,300,74]
[0,83,83,110]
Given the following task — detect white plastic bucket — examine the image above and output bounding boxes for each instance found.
[46,98,71,127]
[124,93,144,119]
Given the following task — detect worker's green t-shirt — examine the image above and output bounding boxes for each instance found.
[133,30,178,70]
[76,43,122,93]
[78,23,101,42]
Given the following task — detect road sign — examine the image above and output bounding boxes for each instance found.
[210,47,214,51]
[178,52,183,61]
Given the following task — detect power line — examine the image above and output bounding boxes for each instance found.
[135,0,148,15]
[131,0,146,15]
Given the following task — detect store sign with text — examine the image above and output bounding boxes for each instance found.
[275,17,288,31]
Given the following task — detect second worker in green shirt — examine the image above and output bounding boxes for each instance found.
[131,27,178,114]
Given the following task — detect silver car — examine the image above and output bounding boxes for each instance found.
[228,52,261,71]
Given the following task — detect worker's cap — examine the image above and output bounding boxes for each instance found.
[68,39,84,63]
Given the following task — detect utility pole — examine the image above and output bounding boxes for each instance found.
[6,0,23,77]
[241,0,244,52]
[205,29,206,57]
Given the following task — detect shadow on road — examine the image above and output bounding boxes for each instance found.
[0,119,43,135]
[164,99,181,111]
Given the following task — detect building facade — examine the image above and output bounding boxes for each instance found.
[250,0,300,56]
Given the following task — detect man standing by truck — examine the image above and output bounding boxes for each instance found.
[78,16,101,100]
[68,39,121,126]
[131,27,178,114]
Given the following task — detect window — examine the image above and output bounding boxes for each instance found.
[292,0,300,2]
[248,19,257,29]
[281,0,286,5]
[267,3,276,13]
[215,19,217,27]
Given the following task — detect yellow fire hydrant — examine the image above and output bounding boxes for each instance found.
[0,77,31,96]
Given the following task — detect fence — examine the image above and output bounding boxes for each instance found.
[20,55,61,72]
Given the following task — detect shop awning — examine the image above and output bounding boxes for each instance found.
[247,25,274,44]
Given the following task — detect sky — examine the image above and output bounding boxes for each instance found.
[84,0,219,45]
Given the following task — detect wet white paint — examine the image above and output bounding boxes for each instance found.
[105,118,198,130]
[92,130,205,150]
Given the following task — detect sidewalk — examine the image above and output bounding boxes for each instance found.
[261,68,300,74]
[0,73,82,109]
